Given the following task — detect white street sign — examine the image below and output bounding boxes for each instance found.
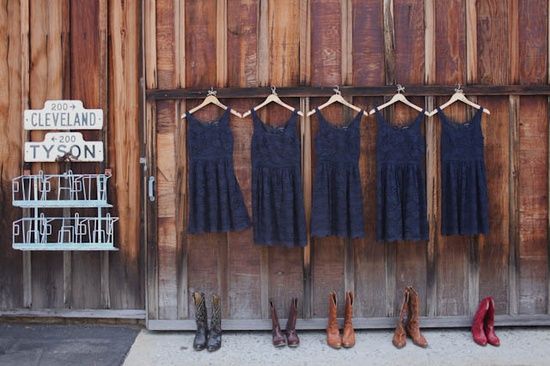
[24,100,103,130]
[25,132,104,162]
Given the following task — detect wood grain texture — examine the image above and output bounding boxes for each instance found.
[516,1,548,314]
[70,0,102,309]
[432,0,470,317]
[310,0,346,319]
[352,0,386,318]
[185,0,226,321]
[392,0,427,316]
[29,0,65,309]
[518,97,548,314]
[226,0,262,319]
[154,0,177,320]
[477,96,510,313]
[107,0,143,309]
[266,0,303,319]
[0,0,23,309]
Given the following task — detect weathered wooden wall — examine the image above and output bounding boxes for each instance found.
[0,0,143,315]
[145,0,550,330]
[1,0,549,326]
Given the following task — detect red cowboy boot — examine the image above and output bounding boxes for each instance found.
[484,297,500,346]
[472,297,490,346]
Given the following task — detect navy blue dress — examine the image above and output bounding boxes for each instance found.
[186,108,250,234]
[438,107,489,235]
[375,108,428,242]
[311,109,365,238]
[251,109,307,247]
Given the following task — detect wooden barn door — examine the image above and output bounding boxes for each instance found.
[144,0,550,330]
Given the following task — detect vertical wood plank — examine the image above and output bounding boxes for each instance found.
[215,0,229,318]
[299,0,312,319]
[424,0,436,318]
[0,0,24,310]
[310,0,345,319]
[185,0,226,320]
[155,0,177,320]
[509,94,520,315]
[257,0,269,319]
[29,0,66,309]
[393,0,427,316]
[266,0,303,319]
[352,0,386,318]
[517,0,548,315]
[465,0,479,314]
[108,0,143,309]
[70,0,102,310]
[382,0,397,317]
[507,0,520,317]
[144,0,158,321]
[432,0,470,317]
[476,0,512,314]
[174,0,188,320]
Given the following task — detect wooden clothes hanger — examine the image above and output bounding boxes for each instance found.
[242,86,304,118]
[428,84,491,117]
[306,86,368,117]
[368,84,429,116]
[181,87,242,119]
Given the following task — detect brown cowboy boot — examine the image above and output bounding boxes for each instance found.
[405,286,428,348]
[285,297,300,347]
[392,288,409,349]
[270,300,286,347]
[326,291,342,349]
[342,291,355,348]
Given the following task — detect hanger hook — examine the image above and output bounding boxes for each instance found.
[454,83,463,93]
[207,86,217,96]
[333,85,341,95]
[396,84,405,94]
[270,85,277,95]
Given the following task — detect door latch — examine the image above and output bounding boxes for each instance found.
[148,176,156,202]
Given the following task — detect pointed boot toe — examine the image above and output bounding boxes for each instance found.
[192,292,208,351]
[285,298,300,348]
[206,294,222,352]
[342,292,355,348]
[405,287,428,348]
[326,291,342,349]
[484,297,500,347]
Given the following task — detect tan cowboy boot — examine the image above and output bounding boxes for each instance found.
[326,291,342,349]
[392,288,409,349]
[405,286,428,348]
[342,291,355,348]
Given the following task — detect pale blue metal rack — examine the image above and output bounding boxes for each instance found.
[12,170,119,251]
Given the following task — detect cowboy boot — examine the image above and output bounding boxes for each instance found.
[206,294,222,352]
[484,297,500,347]
[392,288,409,349]
[326,291,342,349]
[471,297,490,346]
[270,300,286,347]
[405,287,428,348]
[285,298,300,347]
[342,292,355,348]
[192,292,208,351]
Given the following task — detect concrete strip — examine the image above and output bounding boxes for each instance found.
[123,328,550,366]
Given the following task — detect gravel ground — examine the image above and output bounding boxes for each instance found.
[123,328,550,366]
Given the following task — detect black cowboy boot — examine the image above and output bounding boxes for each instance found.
[207,294,222,352]
[192,292,208,351]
